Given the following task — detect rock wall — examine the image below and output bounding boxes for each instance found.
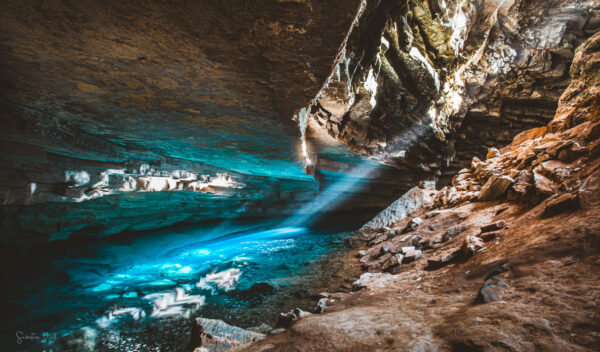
[306,0,600,187]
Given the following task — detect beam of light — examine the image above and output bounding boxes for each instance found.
[281,161,378,227]
[281,115,433,229]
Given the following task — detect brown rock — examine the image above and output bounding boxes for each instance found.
[542,193,578,217]
[557,143,587,162]
[428,234,445,246]
[533,140,563,154]
[533,171,561,198]
[402,249,422,263]
[461,235,485,256]
[369,233,388,246]
[537,160,572,183]
[443,224,468,241]
[480,220,507,233]
[191,318,264,351]
[508,170,534,201]
[276,308,311,328]
[512,126,547,146]
[480,231,500,242]
[426,248,461,269]
[479,175,514,201]
[382,254,403,272]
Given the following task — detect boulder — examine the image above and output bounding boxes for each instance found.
[537,160,572,183]
[533,171,561,198]
[314,298,328,313]
[407,217,423,230]
[479,276,509,303]
[542,193,578,217]
[461,235,485,256]
[508,170,533,201]
[361,186,437,231]
[191,317,264,351]
[480,220,507,233]
[557,143,587,162]
[275,308,312,328]
[480,231,500,242]
[479,175,514,201]
[402,249,422,263]
[478,265,511,303]
[426,247,462,269]
[379,244,394,256]
[382,254,403,272]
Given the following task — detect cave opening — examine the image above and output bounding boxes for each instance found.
[2,0,600,351]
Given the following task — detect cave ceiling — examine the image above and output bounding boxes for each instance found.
[0,0,361,179]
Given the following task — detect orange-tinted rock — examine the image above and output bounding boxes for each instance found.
[537,160,573,183]
[533,172,560,198]
[479,175,514,201]
[512,127,547,146]
[542,193,578,217]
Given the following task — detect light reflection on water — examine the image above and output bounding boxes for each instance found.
[4,220,356,351]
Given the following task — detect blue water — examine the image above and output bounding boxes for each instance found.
[3,218,360,351]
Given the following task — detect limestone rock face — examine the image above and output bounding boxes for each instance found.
[306,0,600,186]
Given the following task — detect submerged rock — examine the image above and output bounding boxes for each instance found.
[230,282,278,299]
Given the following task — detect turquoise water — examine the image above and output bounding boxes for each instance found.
[2,218,360,351]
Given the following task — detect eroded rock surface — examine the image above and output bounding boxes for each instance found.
[305,0,600,187]
[239,29,600,352]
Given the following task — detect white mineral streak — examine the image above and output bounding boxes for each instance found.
[364,67,378,108]
[64,167,243,203]
[297,107,311,164]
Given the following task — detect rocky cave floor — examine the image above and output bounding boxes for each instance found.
[234,135,600,351]
[243,200,600,351]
